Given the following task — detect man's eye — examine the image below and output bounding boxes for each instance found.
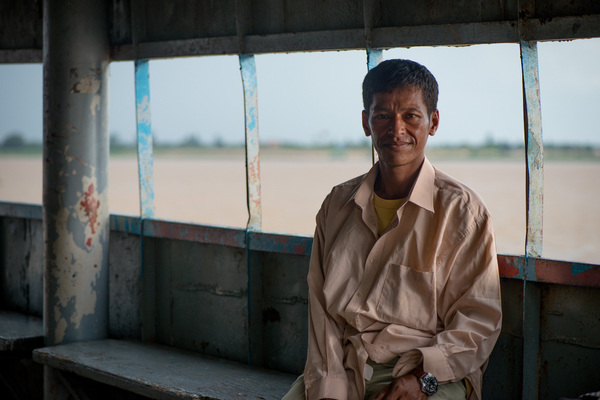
[375,114,389,120]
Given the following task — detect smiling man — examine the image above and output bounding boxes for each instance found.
[282,59,502,400]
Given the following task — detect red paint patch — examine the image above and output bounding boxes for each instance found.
[94,264,97,268]
[498,256,520,278]
[293,244,306,254]
[80,183,100,234]
[535,259,600,287]
[86,237,92,247]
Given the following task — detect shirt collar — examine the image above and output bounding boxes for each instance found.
[348,157,436,213]
[408,157,435,213]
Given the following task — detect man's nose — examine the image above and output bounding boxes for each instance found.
[389,115,405,134]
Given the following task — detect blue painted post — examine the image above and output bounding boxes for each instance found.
[367,47,383,71]
[367,48,382,165]
[43,0,109,397]
[520,39,544,400]
[239,54,262,367]
[240,55,261,231]
[134,59,156,344]
[520,40,544,258]
[134,59,155,219]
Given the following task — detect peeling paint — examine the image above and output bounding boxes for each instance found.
[70,76,101,94]
[50,178,108,342]
[572,264,592,275]
[240,55,261,231]
[520,40,544,258]
[90,94,101,116]
[135,59,155,218]
[136,95,151,126]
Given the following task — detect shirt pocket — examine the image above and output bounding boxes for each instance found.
[375,263,437,332]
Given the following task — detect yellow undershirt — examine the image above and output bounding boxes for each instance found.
[373,193,406,236]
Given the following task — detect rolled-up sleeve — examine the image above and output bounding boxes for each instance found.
[418,213,502,384]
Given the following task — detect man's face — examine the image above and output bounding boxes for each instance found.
[362,85,439,172]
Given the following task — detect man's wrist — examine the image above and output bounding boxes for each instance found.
[410,365,439,396]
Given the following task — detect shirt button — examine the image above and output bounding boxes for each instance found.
[370,259,375,264]
[357,292,364,297]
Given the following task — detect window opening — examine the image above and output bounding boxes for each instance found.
[108,60,139,217]
[147,56,247,228]
[538,38,600,264]
[255,50,371,235]
[385,44,526,256]
[0,63,43,205]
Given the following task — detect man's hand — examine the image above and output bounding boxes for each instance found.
[372,374,427,400]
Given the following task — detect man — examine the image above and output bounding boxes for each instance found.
[283,59,502,400]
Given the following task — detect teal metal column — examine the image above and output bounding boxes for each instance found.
[42,0,109,346]
[367,48,382,71]
[520,40,544,258]
[366,48,382,165]
[519,39,544,400]
[240,55,261,231]
[135,59,155,219]
[240,54,262,366]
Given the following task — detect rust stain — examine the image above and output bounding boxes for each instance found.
[293,244,306,254]
[80,183,100,235]
[498,257,520,278]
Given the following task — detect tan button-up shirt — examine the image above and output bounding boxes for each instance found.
[304,158,502,400]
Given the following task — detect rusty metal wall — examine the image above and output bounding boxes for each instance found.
[2,208,600,397]
[0,205,142,339]
[142,236,250,362]
[0,216,44,317]
[108,231,142,339]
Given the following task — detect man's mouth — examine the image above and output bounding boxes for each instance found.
[384,141,412,149]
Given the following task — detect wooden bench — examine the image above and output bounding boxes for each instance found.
[0,310,44,352]
[0,310,45,399]
[33,339,296,400]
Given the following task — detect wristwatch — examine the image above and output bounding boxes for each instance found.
[410,365,438,396]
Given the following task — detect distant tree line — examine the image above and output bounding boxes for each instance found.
[3,131,600,161]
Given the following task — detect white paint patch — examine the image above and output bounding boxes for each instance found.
[51,174,108,343]
[136,95,151,125]
[90,94,101,116]
[71,75,101,94]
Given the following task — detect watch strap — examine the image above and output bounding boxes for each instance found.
[410,365,427,380]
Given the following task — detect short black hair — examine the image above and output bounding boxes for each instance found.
[362,59,439,116]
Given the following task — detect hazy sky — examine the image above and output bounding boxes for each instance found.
[1,38,599,147]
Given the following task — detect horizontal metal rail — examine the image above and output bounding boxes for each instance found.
[3,14,600,64]
[2,202,598,288]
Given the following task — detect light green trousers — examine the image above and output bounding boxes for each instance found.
[282,359,466,400]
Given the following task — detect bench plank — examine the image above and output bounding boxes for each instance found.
[0,310,44,352]
[33,339,296,400]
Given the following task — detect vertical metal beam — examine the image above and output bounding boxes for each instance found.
[134,59,157,345]
[363,0,381,50]
[239,54,262,367]
[367,48,382,71]
[43,0,109,346]
[43,2,109,397]
[520,40,544,258]
[366,48,382,165]
[134,59,155,219]
[43,0,110,386]
[519,38,544,400]
[240,55,262,231]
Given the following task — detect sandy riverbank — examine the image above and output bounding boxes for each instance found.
[1,153,598,264]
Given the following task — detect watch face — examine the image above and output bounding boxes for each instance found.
[421,373,439,396]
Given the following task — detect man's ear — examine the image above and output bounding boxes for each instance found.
[362,110,371,137]
[429,110,439,137]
